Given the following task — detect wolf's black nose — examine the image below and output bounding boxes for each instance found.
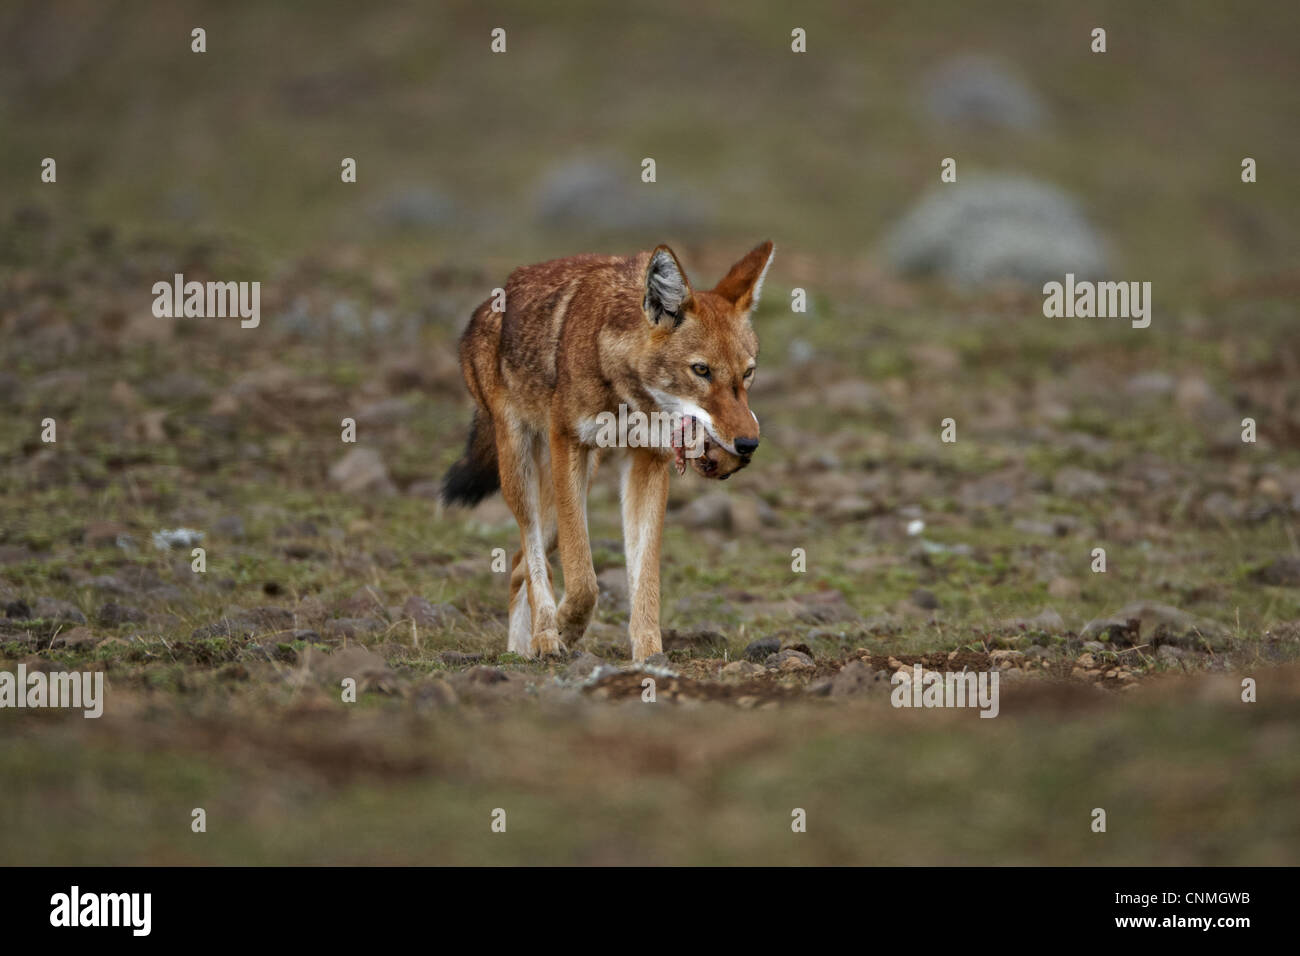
[734,436,759,456]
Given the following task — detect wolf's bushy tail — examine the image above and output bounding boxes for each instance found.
[441,410,500,506]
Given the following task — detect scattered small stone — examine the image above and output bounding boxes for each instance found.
[829,495,877,520]
[328,447,396,495]
[663,628,726,653]
[30,598,87,629]
[582,664,624,687]
[257,640,298,663]
[1053,467,1109,497]
[1047,577,1081,599]
[596,567,629,610]
[1012,519,1059,537]
[85,575,130,595]
[728,495,774,534]
[534,156,706,232]
[275,520,321,539]
[1199,492,1245,523]
[438,650,481,666]
[152,528,204,550]
[764,649,815,673]
[721,660,764,679]
[564,651,605,681]
[191,619,237,640]
[1003,608,1066,633]
[369,184,457,232]
[958,474,1017,509]
[237,606,296,632]
[50,626,97,650]
[282,542,327,561]
[989,649,1024,668]
[309,645,395,686]
[820,378,883,415]
[1126,371,1176,398]
[3,599,31,619]
[922,55,1046,131]
[355,397,415,427]
[322,617,386,641]
[97,601,146,627]
[860,615,904,636]
[793,590,859,624]
[743,636,781,662]
[911,588,941,610]
[84,521,131,548]
[830,660,891,697]
[213,515,245,539]
[339,587,385,617]
[416,677,459,708]
[1081,601,1228,649]
[403,596,465,630]
[462,665,509,685]
[677,492,733,531]
[806,627,854,642]
[1251,556,1300,588]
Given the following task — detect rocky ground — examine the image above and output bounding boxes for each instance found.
[3,0,1299,864]
[2,212,1299,864]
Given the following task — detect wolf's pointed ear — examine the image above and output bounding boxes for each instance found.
[713,240,775,315]
[643,245,693,327]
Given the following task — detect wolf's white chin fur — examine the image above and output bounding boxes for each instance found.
[646,388,739,456]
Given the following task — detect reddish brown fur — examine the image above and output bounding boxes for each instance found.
[448,241,774,660]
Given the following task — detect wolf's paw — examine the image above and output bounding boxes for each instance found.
[629,627,663,663]
[556,605,593,645]
[531,629,567,660]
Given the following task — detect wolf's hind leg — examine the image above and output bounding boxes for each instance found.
[507,548,531,656]
[495,418,563,658]
[507,534,556,656]
[553,429,598,645]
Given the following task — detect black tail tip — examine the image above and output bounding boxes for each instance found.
[440,457,499,508]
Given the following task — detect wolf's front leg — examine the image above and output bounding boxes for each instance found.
[620,449,670,661]
[552,428,598,646]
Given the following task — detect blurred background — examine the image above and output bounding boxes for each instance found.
[2,0,1296,282]
[1,0,1298,865]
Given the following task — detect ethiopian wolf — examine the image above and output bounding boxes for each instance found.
[442,242,773,661]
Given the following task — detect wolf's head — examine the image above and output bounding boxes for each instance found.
[636,240,773,480]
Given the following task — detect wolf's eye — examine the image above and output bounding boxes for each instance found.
[691,363,710,378]
[743,367,755,379]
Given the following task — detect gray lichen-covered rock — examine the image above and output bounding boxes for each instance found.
[923,55,1047,131]
[882,175,1108,288]
[534,156,709,232]
[367,184,458,232]
[1080,601,1229,649]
